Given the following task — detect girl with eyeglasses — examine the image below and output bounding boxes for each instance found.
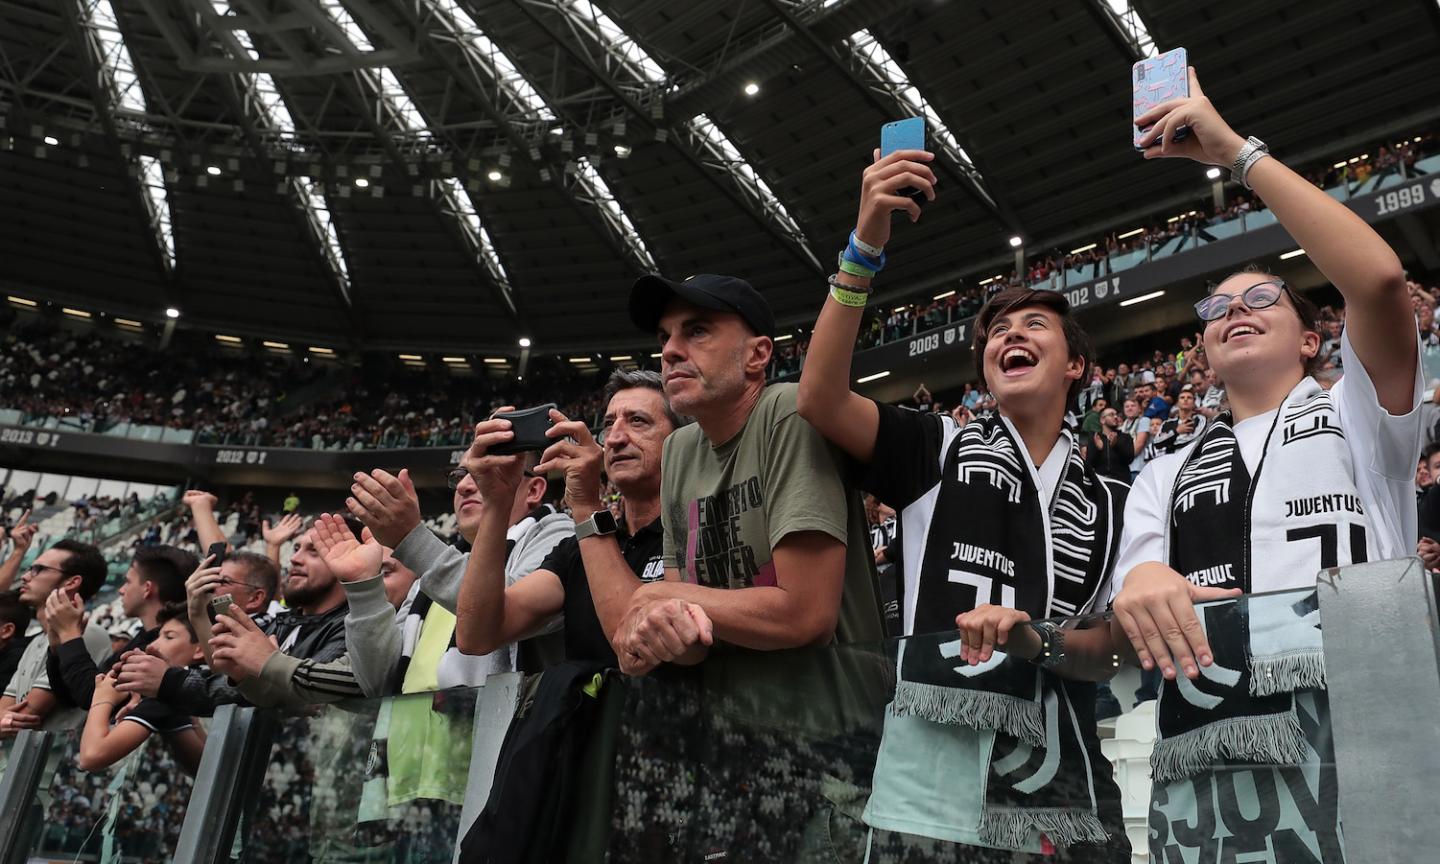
[1110,67,1421,862]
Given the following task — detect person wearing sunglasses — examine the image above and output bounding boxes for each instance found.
[1113,67,1420,862]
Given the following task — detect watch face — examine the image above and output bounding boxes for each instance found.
[593,510,618,534]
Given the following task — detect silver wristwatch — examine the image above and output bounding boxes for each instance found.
[574,509,618,541]
[1229,135,1269,189]
[1030,620,1066,670]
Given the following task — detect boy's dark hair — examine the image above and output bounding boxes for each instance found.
[155,601,198,642]
[49,539,108,601]
[0,590,33,638]
[1212,263,1323,376]
[972,287,1093,407]
[1422,442,1440,464]
[132,545,199,605]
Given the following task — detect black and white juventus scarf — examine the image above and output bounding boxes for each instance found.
[1153,376,1365,782]
[891,414,1125,848]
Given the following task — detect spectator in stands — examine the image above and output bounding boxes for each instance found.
[1087,406,1135,483]
[453,370,679,666]
[45,545,197,716]
[0,540,108,735]
[618,274,883,673]
[0,591,35,696]
[1113,66,1418,862]
[183,551,280,668]
[1143,384,1207,459]
[1136,380,1169,419]
[796,147,1127,858]
[1196,366,1225,419]
[114,527,357,712]
[0,509,36,593]
[343,452,571,694]
[1118,397,1152,481]
[78,603,206,774]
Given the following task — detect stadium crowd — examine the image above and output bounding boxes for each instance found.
[2,81,1438,864]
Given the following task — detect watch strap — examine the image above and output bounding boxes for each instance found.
[575,511,616,541]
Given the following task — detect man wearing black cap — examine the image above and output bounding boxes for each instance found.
[615,273,883,673]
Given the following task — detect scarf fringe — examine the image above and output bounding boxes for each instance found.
[1149,711,1307,784]
[1248,650,1326,697]
[892,679,1045,747]
[977,806,1110,850]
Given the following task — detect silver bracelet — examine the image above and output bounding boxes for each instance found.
[1229,135,1269,189]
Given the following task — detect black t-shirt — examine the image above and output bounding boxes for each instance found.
[539,518,666,665]
[122,696,194,734]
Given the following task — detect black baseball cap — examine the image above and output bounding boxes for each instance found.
[629,273,777,338]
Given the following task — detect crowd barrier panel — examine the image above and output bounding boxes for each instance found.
[0,557,1435,862]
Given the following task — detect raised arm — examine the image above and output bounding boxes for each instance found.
[1138,67,1414,412]
[453,417,565,656]
[182,491,228,552]
[0,510,35,593]
[796,148,937,462]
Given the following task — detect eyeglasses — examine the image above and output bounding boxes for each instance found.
[22,563,66,578]
[217,576,266,591]
[1194,280,1292,322]
[445,466,538,490]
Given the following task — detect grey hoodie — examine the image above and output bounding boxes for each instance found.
[342,506,574,697]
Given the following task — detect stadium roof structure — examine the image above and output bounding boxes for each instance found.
[2,0,1440,353]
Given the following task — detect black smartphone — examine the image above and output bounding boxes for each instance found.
[207,541,228,567]
[487,403,558,455]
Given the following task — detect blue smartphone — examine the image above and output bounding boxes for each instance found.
[1133,47,1188,150]
[880,117,927,205]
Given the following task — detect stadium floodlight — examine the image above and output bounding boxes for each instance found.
[43,136,58,146]
[7,296,38,307]
[1205,167,1222,180]
[206,165,221,176]
[62,307,92,319]
[518,337,532,348]
[1279,249,1307,260]
[743,82,760,97]
[355,177,370,188]
[857,371,891,384]
[487,170,503,181]
[1009,235,1023,248]
[165,307,181,319]
[934,290,956,300]
[1119,290,1166,307]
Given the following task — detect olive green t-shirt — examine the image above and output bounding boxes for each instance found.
[659,383,883,645]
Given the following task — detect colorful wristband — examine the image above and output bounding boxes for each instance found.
[827,274,870,308]
[850,230,884,258]
[838,257,877,278]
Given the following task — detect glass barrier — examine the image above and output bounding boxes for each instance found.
[25,723,196,863]
[0,576,1427,862]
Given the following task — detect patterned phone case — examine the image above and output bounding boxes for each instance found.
[1133,47,1188,149]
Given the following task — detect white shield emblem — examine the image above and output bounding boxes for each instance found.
[944,327,956,346]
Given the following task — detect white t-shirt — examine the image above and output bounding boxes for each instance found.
[1112,331,1422,597]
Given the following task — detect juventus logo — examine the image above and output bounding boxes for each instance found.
[954,424,1025,504]
[1173,432,1235,513]
[1282,393,1344,446]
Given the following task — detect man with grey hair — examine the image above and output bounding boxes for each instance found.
[454,369,684,664]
